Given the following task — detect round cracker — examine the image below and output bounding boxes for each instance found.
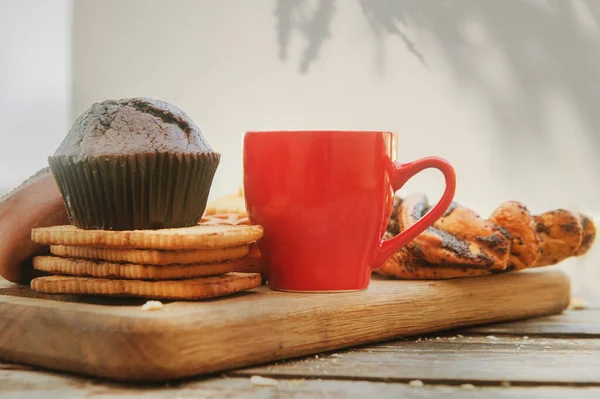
[30,272,262,300]
[204,193,247,216]
[200,214,250,226]
[31,224,263,250]
[33,255,246,280]
[50,244,248,265]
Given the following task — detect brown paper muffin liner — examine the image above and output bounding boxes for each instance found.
[48,152,220,230]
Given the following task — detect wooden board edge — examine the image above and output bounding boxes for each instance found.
[0,270,571,382]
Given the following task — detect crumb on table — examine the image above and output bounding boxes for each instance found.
[569,297,588,310]
[141,300,164,311]
[250,375,279,387]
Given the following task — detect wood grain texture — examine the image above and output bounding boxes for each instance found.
[236,335,600,384]
[461,309,600,337]
[3,368,600,399]
[0,270,570,382]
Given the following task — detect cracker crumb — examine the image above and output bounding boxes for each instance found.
[460,383,476,390]
[409,380,424,387]
[250,376,279,387]
[457,334,464,338]
[141,300,164,311]
[448,337,456,341]
[331,353,343,358]
[486,335,498,340]
[436,337,441,340]
[315,354,319,359]
[569,297,589,310]
[523,336,529,340]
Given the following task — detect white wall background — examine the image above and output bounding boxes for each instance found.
[0,0,72,193]
[70,0,600,293]
[71,0,600,219]
[1,0,599,291]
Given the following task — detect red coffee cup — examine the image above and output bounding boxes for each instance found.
[243,131,456,292]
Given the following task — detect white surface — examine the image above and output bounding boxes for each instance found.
[70,0,600,220]
[70,0,600,287]
[0,0,73,193]
[0,1,597,286]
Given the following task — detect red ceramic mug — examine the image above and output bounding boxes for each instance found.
[243,130,456,292]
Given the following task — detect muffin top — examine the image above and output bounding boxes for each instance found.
[54,97,214,157]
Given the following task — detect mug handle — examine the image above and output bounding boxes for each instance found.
[372,156,456,269]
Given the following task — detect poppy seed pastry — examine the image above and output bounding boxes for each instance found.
[49,97,220,230]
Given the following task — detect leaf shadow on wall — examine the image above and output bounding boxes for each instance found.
[274,0,600,177]
[274,0,337,73]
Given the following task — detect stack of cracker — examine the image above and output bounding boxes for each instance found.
[202,187,248,219]
[28,223,264,300]
[201,188,265,275]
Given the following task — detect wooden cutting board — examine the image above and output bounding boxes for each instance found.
[0,269,570,382]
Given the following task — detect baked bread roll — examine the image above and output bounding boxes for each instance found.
[532,210,583,267]
[378,194,596,280]
[0,168,69,283]
[396,194,510,270]
[488,201,542,269]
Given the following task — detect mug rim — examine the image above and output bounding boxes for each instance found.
[244,130,395,135]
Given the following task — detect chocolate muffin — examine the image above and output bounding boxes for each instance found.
[49,97,220,230]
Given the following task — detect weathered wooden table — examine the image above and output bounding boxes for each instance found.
[1,283,599,398]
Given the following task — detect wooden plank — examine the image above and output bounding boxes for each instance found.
[1,366,600,399]
[461,309,600,337]
[0,270,570,382]
[234,336,600,384]
[369,335,600,351]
